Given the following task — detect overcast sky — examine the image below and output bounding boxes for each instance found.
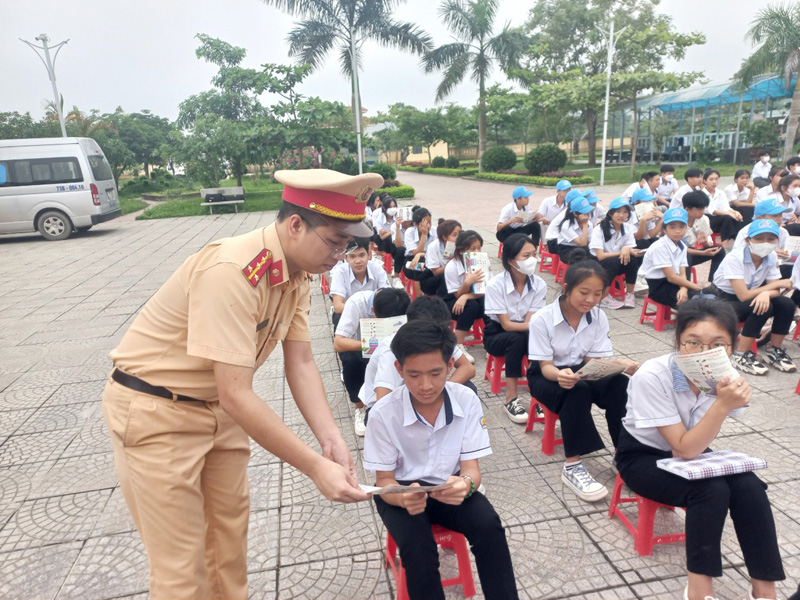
[2,0,758,122]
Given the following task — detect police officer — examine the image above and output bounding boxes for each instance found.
[102,169,381,599]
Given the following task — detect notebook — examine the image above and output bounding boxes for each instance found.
[656,450,767,480]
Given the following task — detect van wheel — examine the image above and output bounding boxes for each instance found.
[37,210,73,241]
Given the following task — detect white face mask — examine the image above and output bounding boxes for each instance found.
[750,242,777,257]
[513,256,539,276]
[386,207,398,217]
[762,156,770,163]
[664,174,674,182]
[789,187,800,198]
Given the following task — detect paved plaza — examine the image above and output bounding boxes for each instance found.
[1,172,799,599]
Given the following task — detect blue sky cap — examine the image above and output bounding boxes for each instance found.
[556,179,572,191]
[608,197,631,211]
[663,207,688,225]
[631,187,657,204]
[565,189,584,204]
[748,219,780,238]
[584,191,599,204]
[569,197,594,214]
[754,198,792,216]
[512,186,533,200]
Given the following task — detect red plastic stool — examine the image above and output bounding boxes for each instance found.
[385,525,476,600]
[451,319,485,346]
[639,297,675,332]
[497,242,503,259]
[554,260,568,284]
[795,377,800,395]
[608,473,686,556]
[524,398,563,455]
[383,252,393,275]
[484,355,529,394]
[320,274,330,295]
[736,322,759,355]
[539,249,560,275]
[793,317,800,341]
[609,274,626,300]
[404,276,418,300]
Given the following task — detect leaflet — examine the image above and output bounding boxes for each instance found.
[515,209,536,224]
[360,315,408,357]
[784,236,800,263]
[359,482,454,495]
[634,201,655,220]
[464,251,490,294]
[443,241,456,260]
[672,347,739,395]
[398,206,414,222]
[574,359,628,381]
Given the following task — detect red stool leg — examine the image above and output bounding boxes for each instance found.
[497,243,503,259]
[608,473,624,519]
[486,356,504,395]
[634,496,657,556]
[795,377,800,395]
[396,562,409,600]
[542,407,557,456]
[452,533,476,597]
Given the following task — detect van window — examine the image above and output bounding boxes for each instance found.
[0,157,83,187]
[87,155,113,182]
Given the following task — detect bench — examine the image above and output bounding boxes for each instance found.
[200,187,245,214]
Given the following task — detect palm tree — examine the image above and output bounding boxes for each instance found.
[422,0,526,171]
[735,3,800,161]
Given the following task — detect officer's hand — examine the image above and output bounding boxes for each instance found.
[310,457,370,503]
[402,483,428,515]
[321,437,357,480]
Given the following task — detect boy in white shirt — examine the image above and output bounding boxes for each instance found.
[669,168,704,208]
[656,164,677,208]
[330,238,389,327]
[752,148,772,182]
[681,191,725,281]
[496,186,542,247]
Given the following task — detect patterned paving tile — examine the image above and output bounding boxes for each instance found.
[91,486,136,538]
[13,401,99,435]
[248,509,279,571]
[30,452,117,498]
[277,552,392,599]
[0,541,82,600]
[0,385,58,411]
[0,429,79,467]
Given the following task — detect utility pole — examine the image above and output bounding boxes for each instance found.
[349,28,364,174]
[21,34,69,138]
[595,20,627,186]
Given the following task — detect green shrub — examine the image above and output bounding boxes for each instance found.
[369,161,396,180]
[331,155,360,175]
[481,146,518,172]
[474,172,594,186]
[381,184,415,199]
[431,156,446,168]
[524,143,568,175]
[397,165,424,173]
[445,156,460,168]
[422,168,479,176]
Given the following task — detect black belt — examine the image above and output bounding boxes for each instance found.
[112,369,206,403]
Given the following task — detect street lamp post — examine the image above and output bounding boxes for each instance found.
[20,34,70,138]
[349,28,364,174]
[596,21,627,186]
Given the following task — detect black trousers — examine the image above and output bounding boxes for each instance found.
[546,239,558,254]
[526,362,629,457]
[734,204,755,225]
[598,255,642,285]
[687,247,725,281]
[339,351,368,404]
[403,257,432,282]
[645,277,700,309]
[378,237,406,274]
[615,429,785,580]
[557,243,589,265]
[496,222,540,247]
[420,273,446,297]
[786,223,800,236]
[375,491,519,600]
[636,237,658,250]
[483,321,527,379]
[332,311,341,329]
[444,295,485,332]
[781,263,794,279]
[708,214,745,242]
[718,291,794,338]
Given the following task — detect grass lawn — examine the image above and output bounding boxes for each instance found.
[120,197,148,215]
[137,190,283,220]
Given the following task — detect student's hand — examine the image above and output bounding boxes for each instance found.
[577,213,590,225]
[402,483,429,515]
[776,248,790,260]
[419,219,431,235]
[618,359,640,375]
[751,291,772,315]
[716,376,751,412]
[746,182,755,190]
[703,246,721,256]
[731,210,743,221]
[508,216,524,225]
[557,368,580,389]
[410,254,422,269]
[789,215,798,225]
[430,475,470,505]
[676,287,689,305]
[452,295,468,314]
[533,213,544,222]
[696,231,708,245]
[464,270,484,286]
[630,248,644,257]
[620,246,631,265]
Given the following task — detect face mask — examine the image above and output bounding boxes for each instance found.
[694,185,702,191]
[513,256,539,276]
[664,174,674,182]
[750,242,777,258]
[789,187,800,198]
[762,156,770,163]
[794,167,800,175]
[386,207,398,217]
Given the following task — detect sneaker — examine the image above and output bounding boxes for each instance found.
[535,403,544,418]
[633,276,649,295]
[353,407,366,437]
[503,398,529,424]
[684,586,717,600]
[730,351,769,376]
[764,345,797,372]
[623,292,636,308]
[458,344,475,364]
[561,463,608,502]
[600,295,624,310]
[391,277,404,289]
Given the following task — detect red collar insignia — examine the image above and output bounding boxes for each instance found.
[243,249,272,287]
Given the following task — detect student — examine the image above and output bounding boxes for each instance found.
[330,237,389,327]
[670,168,704,209]
[365,192,382,228]
[584,190,607,223]
[787,155,800,176]
[702,169,744,251]
[537,179,572,227]
[712,219,796,376]
[556,196,595,264]
[681,191,725,282]
[334,288,411,435]
[640,208,704,308]
[755,167,788,202]
[545,189,585,253]
[630,187,664,249]
[732,198,793,278]
[444,230,489,363]
[402,207,436,284]
[496,185,542,247]
[622,172,655,200]
[752,148,773,183]
[484,234,548,423]
[364,320,519,600]
[373,195,407,283]
[421,219,461,297]
[590,197,643,309]
[527,253,638,502]
[771,173,800,235]
[656,164,678,208]
[724,169,756,223]
[617,299,785,600]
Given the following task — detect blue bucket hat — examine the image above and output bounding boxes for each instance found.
[512,186,533,200]
[608,197,631,211]
[754,198,792,216]
[569,197,594,214]
[556,179,572,191]
[747,219,780,238]
[663,207,688,225]
[631,187,657,204]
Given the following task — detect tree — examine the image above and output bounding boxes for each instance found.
[483,85,533,146]
[643,114,677,165]
[64,107,115,138]
[734,3,800,161]
[422,0,526,171]
[92,129,137,183]
[443,103,478,150]
[376,103,449,165]
[108,109,173,177]
[0,111,59,139]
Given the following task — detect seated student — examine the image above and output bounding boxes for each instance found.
[362,296,477,415]
[681,191,725,282]
[527,252,639,502]
[330,237,389,327]
[712,219,796,376]
[496,185,542,247]
[670,168,704,209]
[421,219,461,297]
[622,173,646,199]
[732,198,793,278]
[724,169,756,223]
[617,299,785,600]
[545,189,584,253]
[752,148,773,185]
[590,197,643,310]
[769,172,800,235]
[537,179,572,237]
[444,230,489,363]
[556,195,595,264]
[334,288,411,435]
[702,169,744,251]
[640,207,705,308]
[656,164,678,208]
[373,195,407,284]
[402,207,436,286]
[629,186,664,249]
[787,155,800,176]
[584,190,607,223]
[364,320,519,600]
[755,167,788,203]
[484,234,548,423]
[630,171,660,202]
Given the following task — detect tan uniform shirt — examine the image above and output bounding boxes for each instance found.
[110,223,310,401]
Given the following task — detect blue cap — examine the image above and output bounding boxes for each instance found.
[608,197,631,211]
[631,187,657,204]
[556,179,572,191]
[565,189,584,204]
[754,198,792,216]
[512,186,533,200]
[584,191,599,204]
[569,197,594,214]
[748,219,780,238]
[663,207,688,225]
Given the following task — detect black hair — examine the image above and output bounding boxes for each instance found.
[734,169,751,180]
[368,192,382,210]
[674,298,737,352]
[501,233,537,272]
[660,164,675,174]
[561,251,609,295]
[380,195,397,215]
[406,296,451,327]
[769,166,788,179]
[558,204,581,233]
[412,207,431,226]
[684,168,703,180]
[760,148,773,157]
[641,171,660,182]
[277,202,339,229]
[351,237,371,252]
[453,230,483,260]
[702,169,720,181]
[391,319,456,366]
[436,219,461,242]
[778,173,800,193]
[682,190,710,211]
[600,204,631,242]
[372,288,411,319]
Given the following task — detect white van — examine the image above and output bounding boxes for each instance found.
[0,137,121,240]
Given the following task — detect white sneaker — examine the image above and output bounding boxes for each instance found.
[600,295,624,310]
[391,277,404,289]
[503,398,529,424]
[458,344,475,363]
[623,292,636,308]
[561,463,608,502]
[633,276,649,295]
[353,407,366,437]
[684,585,717,600]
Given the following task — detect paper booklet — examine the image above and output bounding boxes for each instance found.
[656,450,767,480]
[359,482,454,495]
[398,206,414,222]
[634,201,655,220]
[574,359,628,381]
[443,241,456,260]
[783,236,800,263]
[464,251,490,294]
[515,209,536,224]
[360,315,408,357]
[671,346,739,395]
[404,259,425,271]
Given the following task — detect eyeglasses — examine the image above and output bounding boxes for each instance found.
[309,227,358,258]
[680,340,731,353]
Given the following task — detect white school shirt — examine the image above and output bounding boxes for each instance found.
[752,160,772,180]
[365,205,373,223]
[764,191,800,221]
[329,261,389,301]
[498,201,534,230]
[372,210,392,234]
[404,226,436,256]
[556,218,593,247]
[732,224,789,251]
[682,215,713,247]
[444,257,492,295]
[640,236,688,280]
[538,195,567,223]
[334,290,375,340]
[791,257,800,291]
[703,188,731,215]
[591,202,608,223]
[589,223,635,256]
[425,240,448,270]
[656,178,677,200]
[545,210,568,241]
[669,184,694,208]
[363,382,492,483]
[724,183,751,204]
[623,181,643,199]
[712,246,781,295]
[484,271,547,324]
[528,300,613,367]
[756,185,776,203]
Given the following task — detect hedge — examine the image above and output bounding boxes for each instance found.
[473,172,594,186]
[422,168,479,176]
[381,184,415,198]
[397,165,424,172]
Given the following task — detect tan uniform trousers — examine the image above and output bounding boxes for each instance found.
[102,376,251,600]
